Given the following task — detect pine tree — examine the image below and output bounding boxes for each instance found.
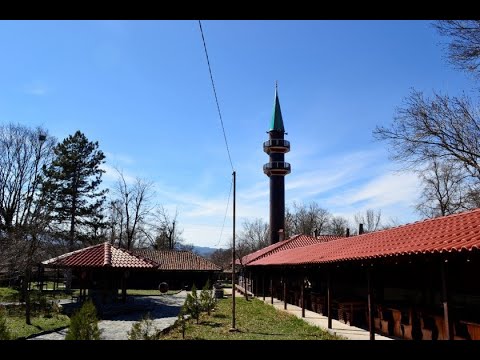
[43,130,107,251]
[185,284,200,324]
[65,300,101,340]
[200,279,215,316]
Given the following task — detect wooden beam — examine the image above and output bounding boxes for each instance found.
[301,276,305,318]
[327,268,332,329]
[283,275,287,310]
[441,260,453,340]
[367,267,375,340]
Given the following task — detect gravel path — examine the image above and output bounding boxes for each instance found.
[29,291,187,340]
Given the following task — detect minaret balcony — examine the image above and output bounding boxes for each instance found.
[263,161,291,176]
[263,139,290,154]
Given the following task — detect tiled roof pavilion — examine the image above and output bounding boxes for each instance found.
[42,243,220,271]
[248,208,480,267]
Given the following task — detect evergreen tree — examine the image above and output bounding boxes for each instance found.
[184,284,200,324]
[200,280,216,316]
[43,130,107,251]
[65,300,101,340]
[127,313,161,340]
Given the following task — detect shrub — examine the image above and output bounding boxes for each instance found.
[65,300,101,340]
[0,287,20,302]
[200,280,216,316]
[176,306,187,339]
[0,307,11,340]
[184,284,200,324]
[128,313,161,340]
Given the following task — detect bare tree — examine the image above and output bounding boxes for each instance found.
[434,20,480,77]
[354,209,382,233]
[237,218,269,253]
[209,248,230,269]
[374,90,480,180]
[382,216,402,230]
[231,218,270,300]
[328,216,349,236]
[416,157,469,218]
[114,169,153,250]
[149,206,184,250]
[285,201,331,237]
[107,199,123,245]
[0,123,55,324]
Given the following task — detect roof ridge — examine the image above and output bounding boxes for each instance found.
[42,243,105,265]
[103,242,112,266]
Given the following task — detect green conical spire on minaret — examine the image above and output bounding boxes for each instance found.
[269,81,285,132]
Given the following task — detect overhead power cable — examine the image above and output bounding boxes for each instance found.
[215,180,233,247]
[198,20,235,171]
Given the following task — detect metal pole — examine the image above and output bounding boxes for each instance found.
[230,171,236,331]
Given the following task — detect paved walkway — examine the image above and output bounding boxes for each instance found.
[257,293,392,340]
[29,291,187,340]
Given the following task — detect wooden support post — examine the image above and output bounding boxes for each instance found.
[283,275,287,310]
[122,272,127,304]
[367,267,375,340]
[54,269,59,291]
[301,276,305,318]
[271,277,274,304]
[262,274,265,301]
[441,260,453,340]
[327,269,332,329]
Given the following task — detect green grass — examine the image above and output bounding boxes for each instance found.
[29,281,66,291]
[162,297,343,340]
[5,314,70,339]
[0,287,20,302]
[127,289,181,296]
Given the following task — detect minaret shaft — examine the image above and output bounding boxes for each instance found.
[263,86,290,244]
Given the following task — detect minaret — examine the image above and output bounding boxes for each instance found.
[263,83,291,244]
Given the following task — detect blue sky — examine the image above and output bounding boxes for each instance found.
[0,20,477,248]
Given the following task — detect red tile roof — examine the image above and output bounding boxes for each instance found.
[239,234,341,265]
[42,243,158,269]
[133,249,221,271]
[249,208,480,266]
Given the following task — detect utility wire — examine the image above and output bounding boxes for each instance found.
[198,20,234,171]
[215,180,233,247]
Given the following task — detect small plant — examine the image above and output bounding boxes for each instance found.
[65,300,101,340]
[128,313,161,340]
[177,306,187,339]
[200,280,216,316]
[0,307,11,340]
[184,284,200,324]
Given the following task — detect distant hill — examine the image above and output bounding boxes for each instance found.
[192,246,218,257]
